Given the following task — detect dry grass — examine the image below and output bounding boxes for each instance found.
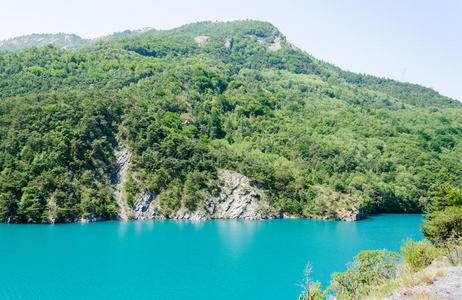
[351,244,461,299]
[364,263,447,299]
[410,290,438,300]
[416,267,446,285]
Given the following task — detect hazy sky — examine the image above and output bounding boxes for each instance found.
[1,0,461,100]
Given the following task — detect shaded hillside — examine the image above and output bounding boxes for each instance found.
[0,20,461,223]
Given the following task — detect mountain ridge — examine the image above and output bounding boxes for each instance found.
[0,27,158,52]
[0,20,455,104]
[0,20,460,223]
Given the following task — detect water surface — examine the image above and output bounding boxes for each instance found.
[0,214,423,299]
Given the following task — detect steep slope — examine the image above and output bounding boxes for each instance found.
[113,147,130,221]
[0,92,122,223]
[0,20,461,223]
[128,169,277,221]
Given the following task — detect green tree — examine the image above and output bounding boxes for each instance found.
[328,250,399,299]
[422,184,462,244]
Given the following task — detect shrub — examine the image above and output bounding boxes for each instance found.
[401,239,438,271]
[328,250,399,299]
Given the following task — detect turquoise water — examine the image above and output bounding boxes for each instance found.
[0,214,423,300]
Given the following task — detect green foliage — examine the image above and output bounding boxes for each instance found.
[182,171,209,211]
[0,92,123,222]
[1,20,461,222]
[401,239,439,271]
[158,179,182,215]
[425,183,462,214]
[328,250,399,299]
[422,206,462,244]
[422,184,462,244]
[298,282,325,300]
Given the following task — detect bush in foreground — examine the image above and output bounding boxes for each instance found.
[328,250,399,299]
[401,239,439,272]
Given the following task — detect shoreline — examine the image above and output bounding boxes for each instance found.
[0,212,425,225]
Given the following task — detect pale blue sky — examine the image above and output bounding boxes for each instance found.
[1,0,461,100]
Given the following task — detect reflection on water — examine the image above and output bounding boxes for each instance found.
[216,220,262,256]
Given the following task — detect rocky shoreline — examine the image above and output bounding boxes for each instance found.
[129,169,277,221]
[118,165,364,222]
[55,152,366,224]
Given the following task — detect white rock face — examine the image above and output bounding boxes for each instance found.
[206,169,274,219]
[224,38,232,49]
[194,36,210,46]
[130,169,277,221]
[337,207,364,221]
[116,147,363,222]
[173,208,207,221]
[132,190,163,220]
[114,147,130,221]
[127,169,365,222]
[268,36,282,51]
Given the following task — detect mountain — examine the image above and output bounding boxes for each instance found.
[0,28,157,52]
[0,33,90,51]
[0,20,461,223]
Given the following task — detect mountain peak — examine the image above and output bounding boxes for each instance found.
[0,20,284,53]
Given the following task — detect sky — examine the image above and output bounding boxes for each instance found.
[1,0,461,100]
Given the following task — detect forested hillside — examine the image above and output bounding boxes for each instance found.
[0,20,461,223]
[0,28,156,52]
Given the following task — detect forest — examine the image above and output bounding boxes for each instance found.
[0,20,461,223]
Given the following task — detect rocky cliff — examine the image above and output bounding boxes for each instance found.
[117,160,362,221]
[126,169,278,221]
[113,147,130,221]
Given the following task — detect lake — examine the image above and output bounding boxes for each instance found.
[0,214,423,300]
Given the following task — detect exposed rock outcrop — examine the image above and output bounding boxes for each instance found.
[126,168,366,222]
[224,38,232,49]
[130,169,277,221]
[205,169,276,219]
[132,190,162,220]
[47,197,58,224]
[194,36,210,46]
[268,36,282,51]
[337,207,364,221]
[114,147,130,221]
[309,186,364,222]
